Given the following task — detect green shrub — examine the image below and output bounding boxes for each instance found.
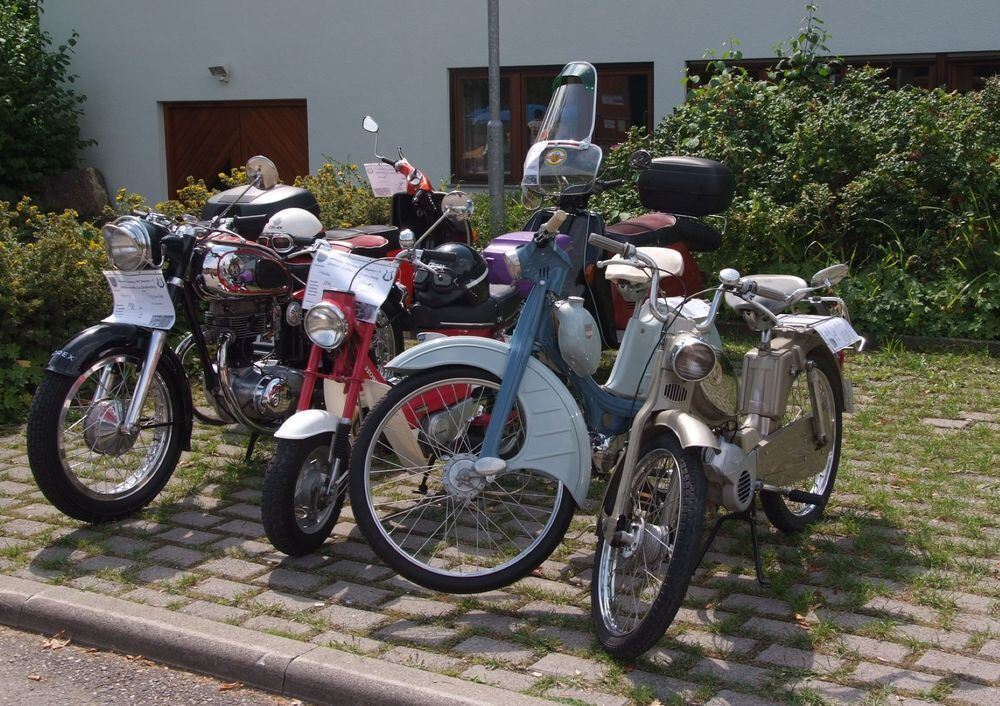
[295,162,389,229]
[0,1,93,200]
[592,6,1000,341]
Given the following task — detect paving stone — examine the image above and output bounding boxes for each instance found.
[229,488,261,504]
[191,577,256,601]
[325,559,394,582]
[952,613,1000,635]
[378,620,460,648]
[913,650,999,682]
[920,417,971,430]
[251,590,325,612]
[219,502,261,520]
[469,589,520,606]
[209,537,272,555]
[198,557,267,581]
[12,503,63,520]
[311,630,382,654]
[318,603,387,632]
[979,639,1000,660]
[382,595,455,618]
[102,536,155,556]
[379,574,437,596]
[135,565,196,585]
[529,653,606,680]
[721,593,793,618]
[791,677,868,705]
[893,624,972,650]
[756,645,844,673]
[255,567,324,593]
[76,555,134,572]
[947,591,995,614]
[839,633,910,663]
[513,575,582,600]
[949,680,1000,706]
[850,661,942,691]
[383,646,464,672]
[742,616,809,640]
[329,540,378,563]
[545,688,629,706]
[214,519,266,538]
[674,606,736,627]
[157,527,222,546]
[450,610,526,637]
[518,600,587,620]
[116,518,172,535]
[462,664,538,691]
[863,597,937,623]
[3,519,50,536]
[168,511,222,528]
[243,615,314,638]
[693,657,774,688]
[533,624,592,652]
[178,600,247,623]
[453,635,535,665]
[0,480,33,496]
[69,576,124,594]
[705,690,782,706]
[813,608,878,631]
[122,587,183,608]
[623,670,698,700]
[674,630,757,655]
[146,545,207,568]
[318,580,392,607]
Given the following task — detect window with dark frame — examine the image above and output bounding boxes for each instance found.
[685,51,1000,92]
[450,63,653,184]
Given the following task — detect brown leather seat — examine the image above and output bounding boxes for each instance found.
[605,213,722,252]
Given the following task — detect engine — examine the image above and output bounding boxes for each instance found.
[227,362,304,423]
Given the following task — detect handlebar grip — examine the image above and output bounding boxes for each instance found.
[753,283,789,302]
[542,209,568,234]
[422,248,457,263]
[382,156,396,167]
[601,179,624,189]
[588,232,627,255]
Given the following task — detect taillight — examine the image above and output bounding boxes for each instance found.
[836,350,845,367]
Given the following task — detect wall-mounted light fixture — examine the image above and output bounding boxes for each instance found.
[208,65,230,83]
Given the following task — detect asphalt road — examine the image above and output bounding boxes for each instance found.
[0,624,301,705]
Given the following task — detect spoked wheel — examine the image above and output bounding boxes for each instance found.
[592,432,706,660]
[760,351,843,533]
[175,333,229,426]
[349,366,576,593]
[261,434,345,555]
[26,349,184,522]
[371,308,404,374]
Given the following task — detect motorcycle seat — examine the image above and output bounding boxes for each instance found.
[605,247,685,285]
[605,213,722,252]
[326,224,400,245]
[725,275,808,313]
[326,234,392,259]
[409,284,521,329]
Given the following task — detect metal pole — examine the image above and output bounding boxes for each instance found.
[487,0,504,236]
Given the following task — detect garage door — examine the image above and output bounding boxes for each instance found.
[163,100,308,198]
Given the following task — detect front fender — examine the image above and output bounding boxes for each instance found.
[652,409,719,451]
[45,323,194,451]
[387,336,591,505]
[274,409,340,440]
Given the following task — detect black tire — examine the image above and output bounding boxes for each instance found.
[26,349,185,523]
[760,351,844,534]
[261,434,345,556]
[592,432,706,660]
[349,365,577,593]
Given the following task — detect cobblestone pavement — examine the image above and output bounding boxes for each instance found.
[0,350,997,705]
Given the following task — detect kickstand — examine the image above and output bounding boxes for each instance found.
[244,432,259,464]
[695,498,769,586]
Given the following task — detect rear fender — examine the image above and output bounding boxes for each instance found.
[386,336,591,504]
[46,323,194,451]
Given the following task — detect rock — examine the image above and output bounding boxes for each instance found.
[39,167,110,218]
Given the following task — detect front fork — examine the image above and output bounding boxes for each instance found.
[120,328,169,433]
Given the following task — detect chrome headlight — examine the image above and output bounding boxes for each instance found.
[304,302,349,349]
[102,217,152,271]
[504,249,522,280]
[670,336,717,382]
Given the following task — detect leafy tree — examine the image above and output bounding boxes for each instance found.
[0,0,93,200]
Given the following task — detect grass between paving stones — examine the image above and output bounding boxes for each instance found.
[0,346,996,704]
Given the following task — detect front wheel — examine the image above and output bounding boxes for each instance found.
[760,351,843,533]
[349,366,577,593]
[261,434,345,555]
[592,432,706,660]
[26,349,185,523]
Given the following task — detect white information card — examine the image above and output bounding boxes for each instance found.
[778,314,863,353]
[102,270,176,329]
[364,163,408,197]
[302,246,399,323]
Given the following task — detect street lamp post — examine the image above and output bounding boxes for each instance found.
[487,0,504,235]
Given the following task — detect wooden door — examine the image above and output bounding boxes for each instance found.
[164,100,308,198]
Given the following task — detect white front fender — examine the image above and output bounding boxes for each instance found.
[387,336,591,505]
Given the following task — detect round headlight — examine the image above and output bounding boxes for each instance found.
[304,302,349,349]
[102,218,152,271]
[670,336,717,382]
[504,249,522,280]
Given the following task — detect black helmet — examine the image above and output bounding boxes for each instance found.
[413,242,489,308]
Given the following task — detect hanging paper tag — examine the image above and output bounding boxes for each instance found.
[102,270,176,329]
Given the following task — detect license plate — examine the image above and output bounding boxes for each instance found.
[102,270,176,329]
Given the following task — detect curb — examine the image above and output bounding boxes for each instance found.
[0,575,550,706]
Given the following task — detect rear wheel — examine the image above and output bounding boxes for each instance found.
[349,366,576,593]
[261,434,345,555]
[760,351,843,533]
[592,432,706,660]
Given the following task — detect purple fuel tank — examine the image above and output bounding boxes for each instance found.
[483,231,573,297]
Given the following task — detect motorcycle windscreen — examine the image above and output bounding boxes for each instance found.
[536,61,597,144]
[522,141,603,198]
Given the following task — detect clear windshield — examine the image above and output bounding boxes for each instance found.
[521,62,601,198]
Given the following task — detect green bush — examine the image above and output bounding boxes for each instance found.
[295,162,389,229]
[593,8,1000,341]
[0,1,93,201]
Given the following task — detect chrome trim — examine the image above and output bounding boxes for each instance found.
[121,329,168,430]
[215,333,281,434]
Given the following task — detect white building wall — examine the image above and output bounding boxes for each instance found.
[41,0,1000,200]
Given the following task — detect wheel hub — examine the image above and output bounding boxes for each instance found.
[82,400,137,456]
[294,460,332,524]
[441,453,487,501]
[617,517,670,566]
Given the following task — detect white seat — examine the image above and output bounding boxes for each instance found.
[604,246,684,285]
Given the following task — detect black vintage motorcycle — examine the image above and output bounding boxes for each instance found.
[25,157,403,522]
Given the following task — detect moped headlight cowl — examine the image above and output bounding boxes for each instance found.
[670,336,717,382]
[503,249,522,280]
[304,302,349,350]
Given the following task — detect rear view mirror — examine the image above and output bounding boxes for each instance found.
[246,156,279,190]
[363,116,379,133]
[811,263,849,288]
[442,191,473,222]
[628,149,652,171]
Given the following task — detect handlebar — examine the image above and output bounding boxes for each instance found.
[751,282,789,303]
[381,156,396,167]
[588,232,627,255]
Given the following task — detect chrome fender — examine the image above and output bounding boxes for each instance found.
[386,336,591,505]
[652,409,720,451]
